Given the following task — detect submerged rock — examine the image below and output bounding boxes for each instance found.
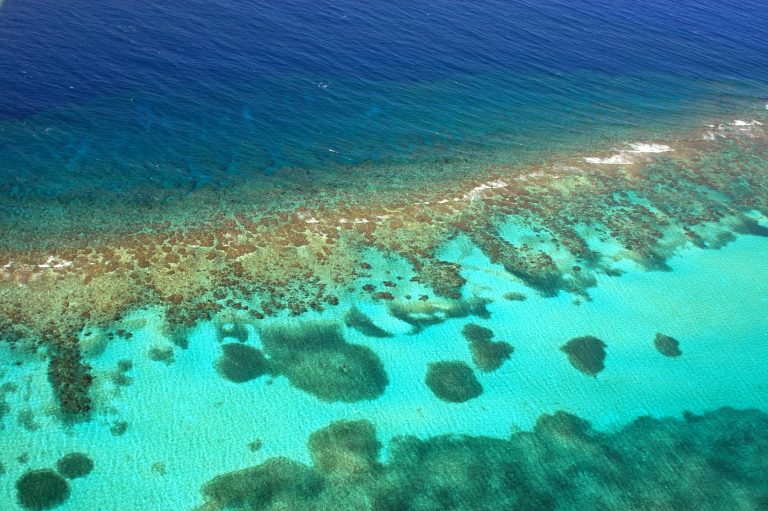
[216,317,250,343]
[389,297,491,333]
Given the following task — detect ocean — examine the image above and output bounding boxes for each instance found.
[1,1,768,509]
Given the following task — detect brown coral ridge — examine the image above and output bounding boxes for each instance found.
[199,407,768,511]
[47,336,93,419]
[2,121,768,352]
[461,324,514,372]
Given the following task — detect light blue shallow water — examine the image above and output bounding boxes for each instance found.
[2,224,768,509]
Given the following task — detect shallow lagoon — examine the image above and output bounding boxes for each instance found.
[2,220,767,510]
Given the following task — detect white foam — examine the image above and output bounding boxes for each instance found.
[37,256,73,269]
[583,154,634,165]
[732,119,763,126]
[463,179,508,201]
[628,143,672,153]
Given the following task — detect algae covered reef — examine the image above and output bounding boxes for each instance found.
[1,117,768,418]
[0,116,767,510]
[198,407,768,511]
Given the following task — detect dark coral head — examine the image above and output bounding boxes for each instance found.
[215,343,268,383]
[560,335,607,376]
[56,452,94,479]
[461,324,494,343]
[16,469,70,510]
[308,419,381,474]
[654,333,682,357]
[425,360,483,403]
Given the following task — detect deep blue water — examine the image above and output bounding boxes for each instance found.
[1,0,767,198]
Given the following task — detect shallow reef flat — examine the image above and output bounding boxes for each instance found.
[1,115,768,509]
[196,408,768,511]
[1,231,767,509]
[1,115,767,353]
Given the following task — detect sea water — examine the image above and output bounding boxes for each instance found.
[1,1,768,510]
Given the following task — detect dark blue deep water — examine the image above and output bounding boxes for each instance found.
[0,0,767,195]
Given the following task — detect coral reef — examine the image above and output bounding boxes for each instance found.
[307,420,381,475]
[0,381,17,427]
[260,322,388,402]
[344,308,393,338]
[198,407,768,511]
[110,359,134,387]
[202,458,323,510]
[461,324,514,372]
[215,343,268,383]
[0,115,767,417]
[46,336,93,419]
[15,469,70,510]
[502,291,527,301]
[148,345,175,364]
[460,324,494,344]
[17,408,40,432]
[561,335,607,377]
[56,452,94,479]
[655,333,682,357]
[109,420,128,436]
[424,361,483,403]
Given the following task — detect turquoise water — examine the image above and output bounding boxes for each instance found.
[2,222,768,509]
[3,0,768,509]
